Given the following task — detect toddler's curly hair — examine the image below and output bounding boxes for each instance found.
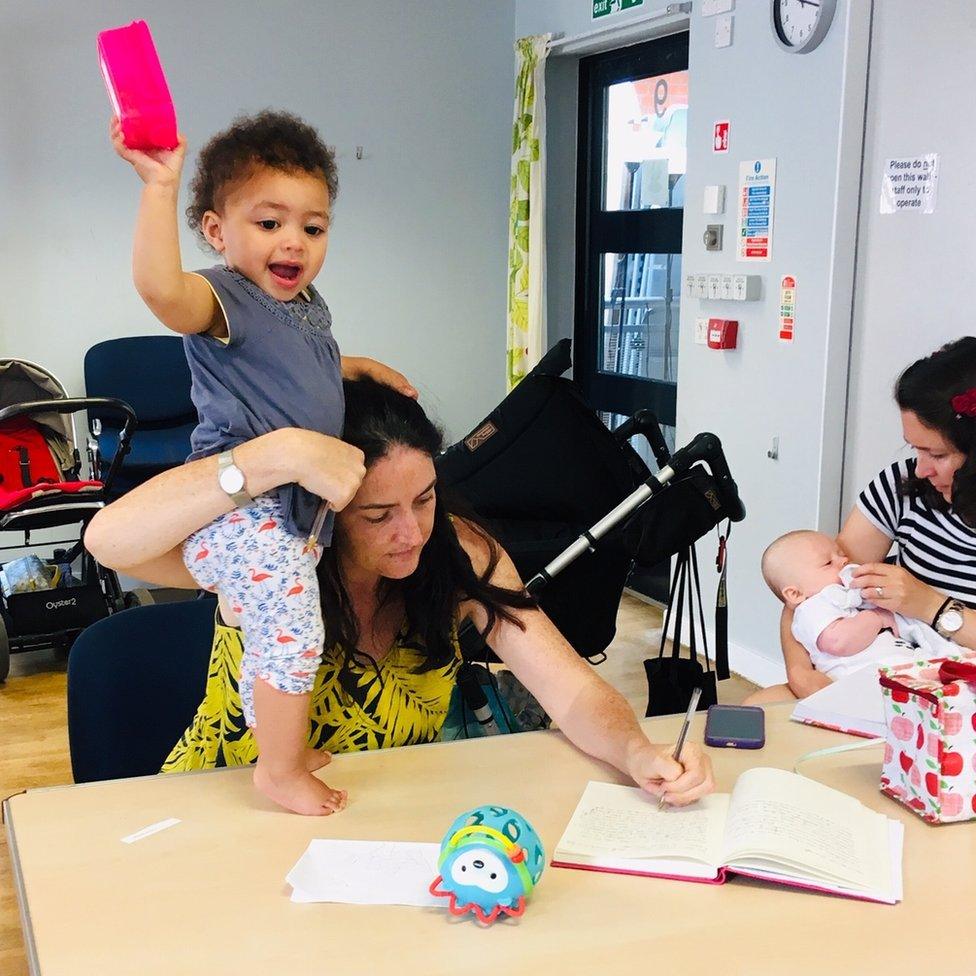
[186,109,338,251]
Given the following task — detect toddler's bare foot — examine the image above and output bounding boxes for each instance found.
[253,764,347,816]
[304,747,333,772]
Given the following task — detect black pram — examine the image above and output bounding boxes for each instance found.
[436,340,745,718]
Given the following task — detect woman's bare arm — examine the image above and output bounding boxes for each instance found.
[454,521,714,805]
[837,507,894,563]
[85,428,365,584]
[841,506,976,643]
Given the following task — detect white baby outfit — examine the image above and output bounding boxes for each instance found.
[792,564,958,678]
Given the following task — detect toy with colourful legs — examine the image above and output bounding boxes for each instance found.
[429,805,546,924]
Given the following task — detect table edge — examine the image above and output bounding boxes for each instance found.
[4,795,40,976]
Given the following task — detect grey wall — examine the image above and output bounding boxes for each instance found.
[843,0,976,514]
[0,0,516,440]
[677,2,870,680]
[517,0,872,682]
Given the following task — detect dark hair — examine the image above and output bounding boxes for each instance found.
[896,336,976,524]
[318,377,535,672]
[186,109,338,251]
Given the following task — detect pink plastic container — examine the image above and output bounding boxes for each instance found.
[97,20,178,150]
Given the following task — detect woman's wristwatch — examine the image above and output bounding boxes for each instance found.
[217,449,253,507]
[933,598,967,639]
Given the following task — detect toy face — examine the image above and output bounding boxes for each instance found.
[449,848,509,894]
[430,804,547,924]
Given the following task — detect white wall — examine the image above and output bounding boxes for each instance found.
[843,0,976,514]
[0,0,516,440]
[516,0,872,683]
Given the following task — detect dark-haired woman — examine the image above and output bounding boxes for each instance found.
[86,379,714,815]
[750,337,976,703]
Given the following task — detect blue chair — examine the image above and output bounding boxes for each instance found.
[67,599,215,782]
[84,336,196,496]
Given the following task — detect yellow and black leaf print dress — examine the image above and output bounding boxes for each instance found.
[162,614,462,772]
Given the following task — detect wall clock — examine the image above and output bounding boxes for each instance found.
[771,0,837,54]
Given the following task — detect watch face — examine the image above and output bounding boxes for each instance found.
[220,465,245,495]
[941,609,964,633]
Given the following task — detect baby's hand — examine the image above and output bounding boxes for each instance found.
[253,763,347,816]
[110,117,186,188]
[875,607,900,637]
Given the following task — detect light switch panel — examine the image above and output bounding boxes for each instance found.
[714,14,733,48]
[703,184,726,215]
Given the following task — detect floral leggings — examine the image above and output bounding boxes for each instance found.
[182,495,324,728]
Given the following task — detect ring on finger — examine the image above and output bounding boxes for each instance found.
[875,586,884,598]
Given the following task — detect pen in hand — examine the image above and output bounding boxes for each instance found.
[658,686,703,811]
[306,499,331,552]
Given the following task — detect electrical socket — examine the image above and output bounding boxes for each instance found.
[695,318,709,345]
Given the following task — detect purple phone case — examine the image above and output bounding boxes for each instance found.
[704,704,765,749]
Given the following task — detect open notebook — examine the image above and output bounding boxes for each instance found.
[552,767,903,904]
[790,665,886,738]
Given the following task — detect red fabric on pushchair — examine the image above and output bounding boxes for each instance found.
[0,417,101,512]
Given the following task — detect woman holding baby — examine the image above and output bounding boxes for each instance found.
[752,337,976,703]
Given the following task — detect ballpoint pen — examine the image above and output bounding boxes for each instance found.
[658,686,703,810]
[306,499,331,552]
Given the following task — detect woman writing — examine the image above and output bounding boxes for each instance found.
[86,377,714,814]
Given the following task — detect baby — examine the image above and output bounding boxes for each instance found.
[112,109,414,816]
[762,530,957,679]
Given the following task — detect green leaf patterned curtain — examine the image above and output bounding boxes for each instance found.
[507,34,551,390]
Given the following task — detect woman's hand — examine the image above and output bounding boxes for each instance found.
[110,117,186,188]
[852,563,944,623]
[342,356,418,399]
[284,429,366,511]
[627,739,714,806]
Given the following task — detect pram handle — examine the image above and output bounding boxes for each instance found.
[524,432,744,596]
[0,397,137,435]
[611,409,672,469]
[0,397,139,491]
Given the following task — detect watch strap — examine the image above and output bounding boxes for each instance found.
[217,449,253,508]
[932,597,954,630]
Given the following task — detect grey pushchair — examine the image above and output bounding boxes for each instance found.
[0,359,141,680]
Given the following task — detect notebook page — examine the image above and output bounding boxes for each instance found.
[790,664,887,738]
[728,820,904,904]
[554,781,728,868]
[720,768,891,892]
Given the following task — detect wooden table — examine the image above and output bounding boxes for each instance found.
[6,704,976,975]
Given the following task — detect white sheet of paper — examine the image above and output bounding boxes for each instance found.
[790,664,886,737]
[286,839,443,907]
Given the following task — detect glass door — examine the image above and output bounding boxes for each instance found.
[575,34,689,600]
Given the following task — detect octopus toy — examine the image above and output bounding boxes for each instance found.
[429,804,546,924]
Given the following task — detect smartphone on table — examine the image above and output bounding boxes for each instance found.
[704,704,765,749]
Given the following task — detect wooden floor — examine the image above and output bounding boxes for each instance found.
[0,593,756,974]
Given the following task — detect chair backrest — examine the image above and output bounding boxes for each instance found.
[84,336,194,429]
[67,599,215,782]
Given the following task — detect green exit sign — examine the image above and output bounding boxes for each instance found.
[593,0,643,18]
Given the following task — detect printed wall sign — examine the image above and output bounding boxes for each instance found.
[737,158,776,262]
[779,275,796,343]
[880,154,939,214]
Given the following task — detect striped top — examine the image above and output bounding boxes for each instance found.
[856,459,976,607]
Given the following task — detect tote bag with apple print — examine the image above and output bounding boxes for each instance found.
[880,653,976,824]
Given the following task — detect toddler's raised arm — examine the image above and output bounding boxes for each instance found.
[110,119,218,335]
